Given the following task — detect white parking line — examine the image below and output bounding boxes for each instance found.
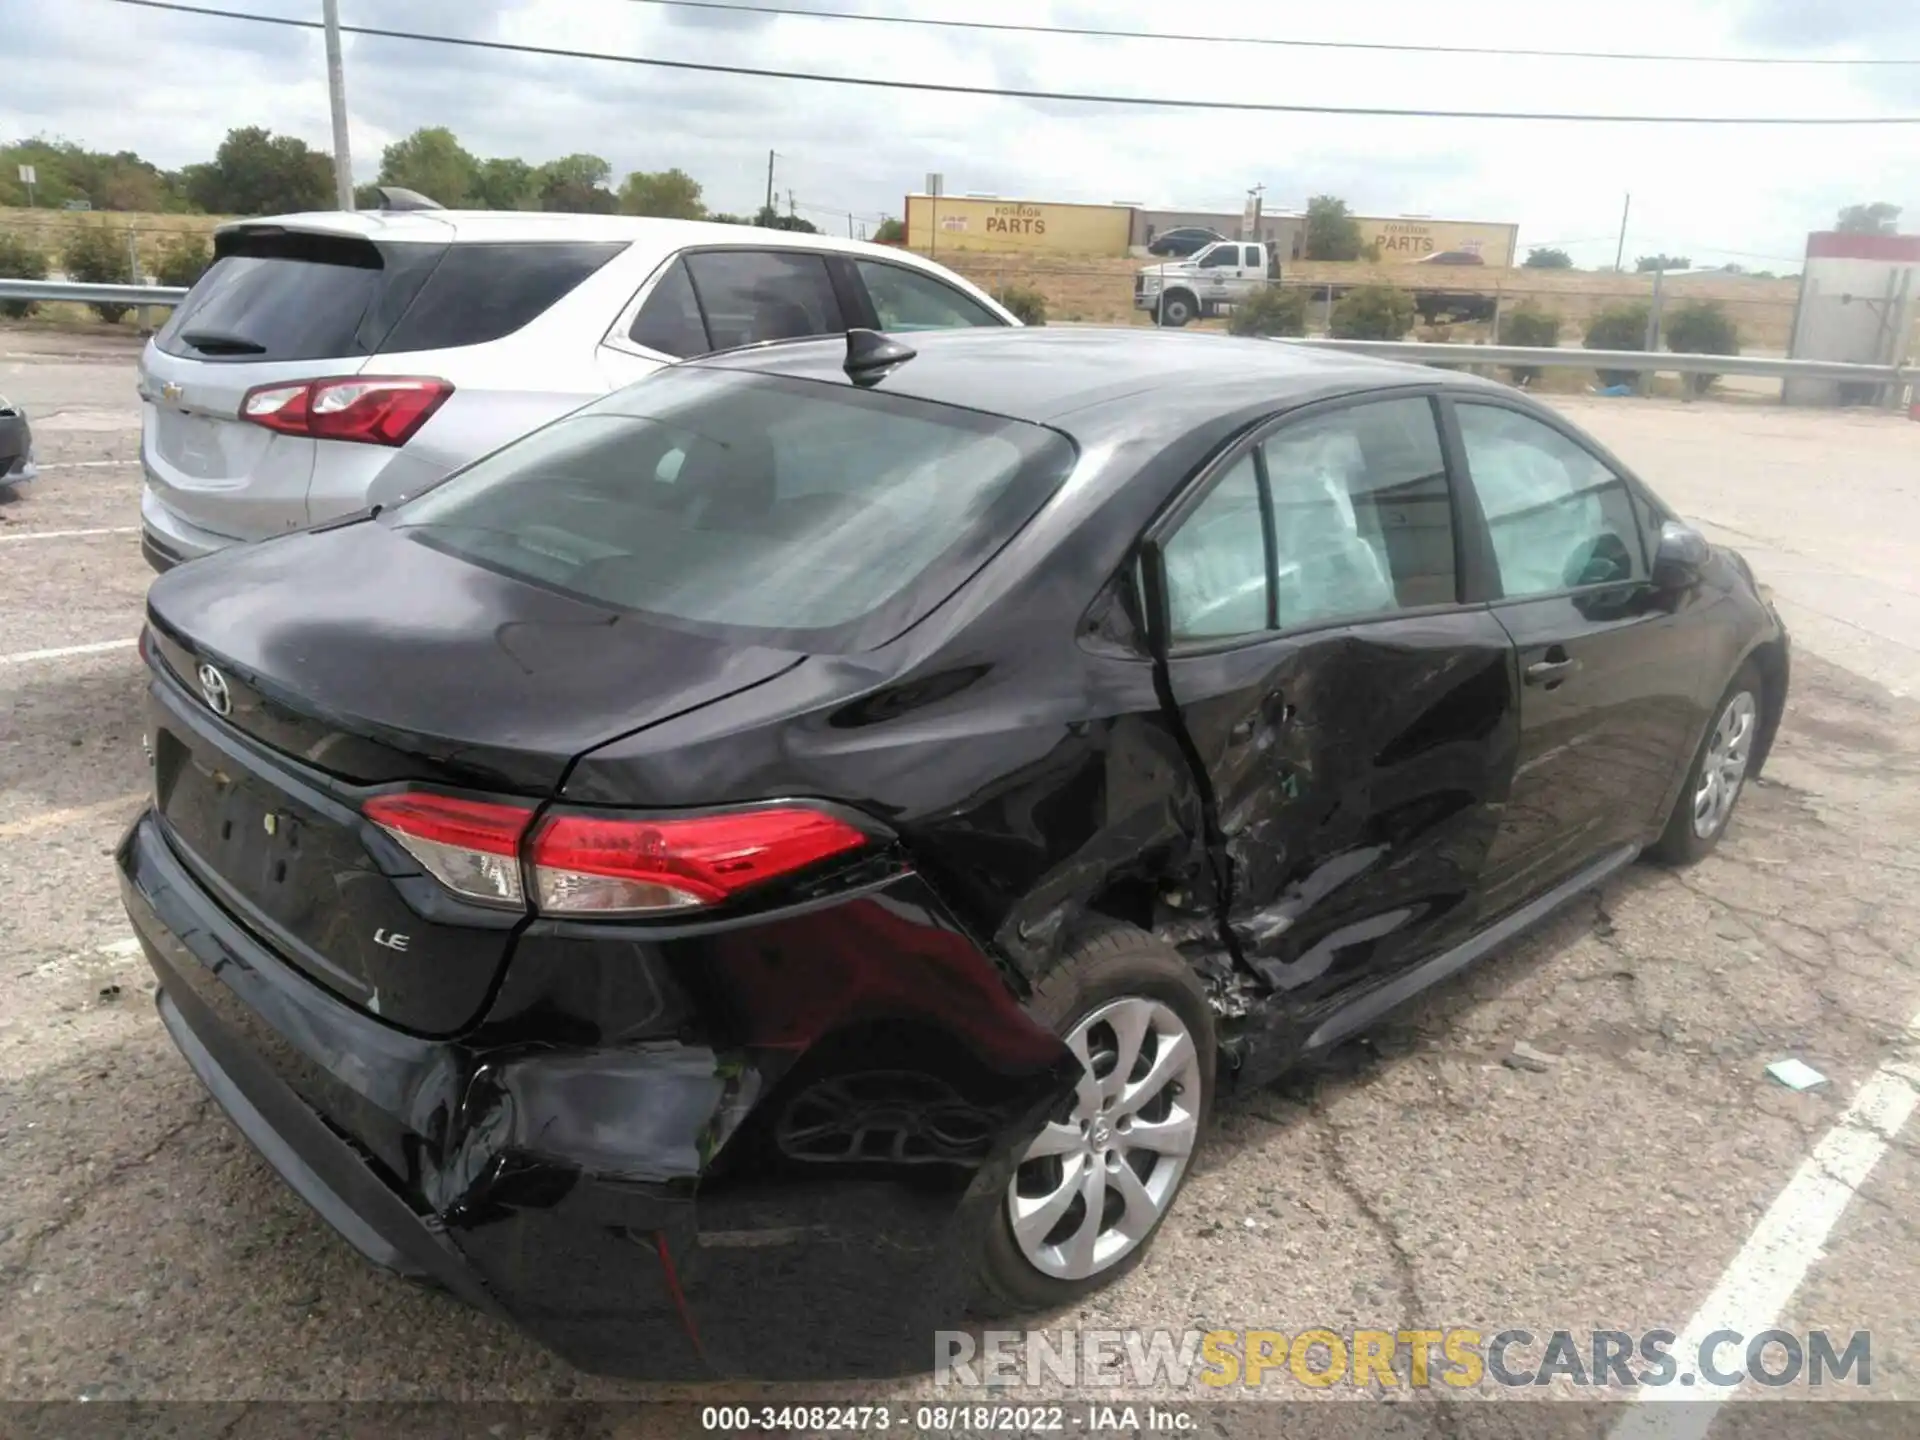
[0,638,137,666]
[0,526,138,543]
[33,460,138,470]
[1612,1008,1920,1437]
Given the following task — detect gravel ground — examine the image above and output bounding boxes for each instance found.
[1,335,1916,1437]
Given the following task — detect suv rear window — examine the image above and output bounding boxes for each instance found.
[158,233,623,362]
[389,367,1077,652]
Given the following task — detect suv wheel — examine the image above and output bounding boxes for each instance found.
[975,925,1215,1313]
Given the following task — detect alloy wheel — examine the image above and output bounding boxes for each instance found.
[1693,690,1757,839]
[1006,996,1202,1281]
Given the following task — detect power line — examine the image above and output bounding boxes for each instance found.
[614,0,1920,68]
[99,0,1920,124]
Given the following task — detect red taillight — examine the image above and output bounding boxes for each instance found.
[530,807,870,915]
[241,377,453,447]
[360,794,870,916]
[364,792,532,908]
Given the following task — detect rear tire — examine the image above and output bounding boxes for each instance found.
[1650,660,1765,866]
[974,924,1216,1315]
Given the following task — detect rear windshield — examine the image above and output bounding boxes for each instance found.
[158,233,623,362]
[388,367,1077,652]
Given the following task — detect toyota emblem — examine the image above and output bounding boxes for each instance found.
[196,662,232,717]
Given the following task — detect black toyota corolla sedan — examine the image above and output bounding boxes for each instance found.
[120,327,1787,1379]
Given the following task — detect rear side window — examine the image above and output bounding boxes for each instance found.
[379,241,625,353]
[854,260,1003,331]
[629,258,710,357]
[684,251,845,351]
[389,367,1076,652]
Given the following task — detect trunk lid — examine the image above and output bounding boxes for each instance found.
[143,519,804,1033]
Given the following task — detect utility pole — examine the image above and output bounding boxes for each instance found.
[764,151,776,219]
[323,0,355,210]
[1613,192,1631,273]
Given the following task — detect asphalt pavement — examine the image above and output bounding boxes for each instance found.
[1,331,1916,1436]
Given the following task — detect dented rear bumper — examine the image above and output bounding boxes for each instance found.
[118,809,1073,1379]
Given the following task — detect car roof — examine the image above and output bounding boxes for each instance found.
[216,208,947,270]
[693,326,1492,435]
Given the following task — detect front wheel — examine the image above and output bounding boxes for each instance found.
[974,926,1215,1314]
[1650,660,1764,865]
[1157,293,1196,327]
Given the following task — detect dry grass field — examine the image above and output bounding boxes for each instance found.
[927,250,1802,351]
[0,209,225,272]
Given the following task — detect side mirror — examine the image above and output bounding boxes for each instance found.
[1652,519,1711,589]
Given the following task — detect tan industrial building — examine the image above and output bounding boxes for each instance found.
[906,193,1518,267]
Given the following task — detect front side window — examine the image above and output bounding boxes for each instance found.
[855,260,1003,331]
[1198,245,1236,268]
[1454,403,1646,598]
[683,250,845,351]
[390,368,1075,652]
[1162,455,1268,642]
[1261,397,1457,628]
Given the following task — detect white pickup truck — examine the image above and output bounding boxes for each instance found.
[1133,240,1279,327]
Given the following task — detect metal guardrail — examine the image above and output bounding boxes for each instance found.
[0,279,191,307]
[1283,338,1912,387]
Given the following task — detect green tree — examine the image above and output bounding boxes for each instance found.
[1329,284,1413,339]
[1500,305,1561,385]
[708,212,751,225]
[61,224,135,322]
[1835,202,1900,235]
[1523,247,1573,270]
[181,127,334,216]
[1227,285,1307,337]
[873,217,905,244]
[0,138,189,211]
[1303,195,1365,262]
[472,157,537,210]
[1665,300,1740,396]
[154,233,212,289]
[992,283,1047,325]
[619,168,705,220]
[1635,253,1691,273]
[0,234,50,318]
[1584,303,1651,387]
[377,127,476,208]
[536,154,616,213]
[754,205,818,233]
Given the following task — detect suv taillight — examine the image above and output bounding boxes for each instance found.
[363,793,869,915]
[241,377,453,447]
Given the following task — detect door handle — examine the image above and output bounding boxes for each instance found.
[1524,652,1580,685]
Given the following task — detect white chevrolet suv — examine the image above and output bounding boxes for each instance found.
[137,211,1016,570]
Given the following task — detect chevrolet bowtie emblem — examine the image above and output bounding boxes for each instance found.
[161,381,184,403]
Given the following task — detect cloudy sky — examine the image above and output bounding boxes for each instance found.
[6,0,1918,266]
